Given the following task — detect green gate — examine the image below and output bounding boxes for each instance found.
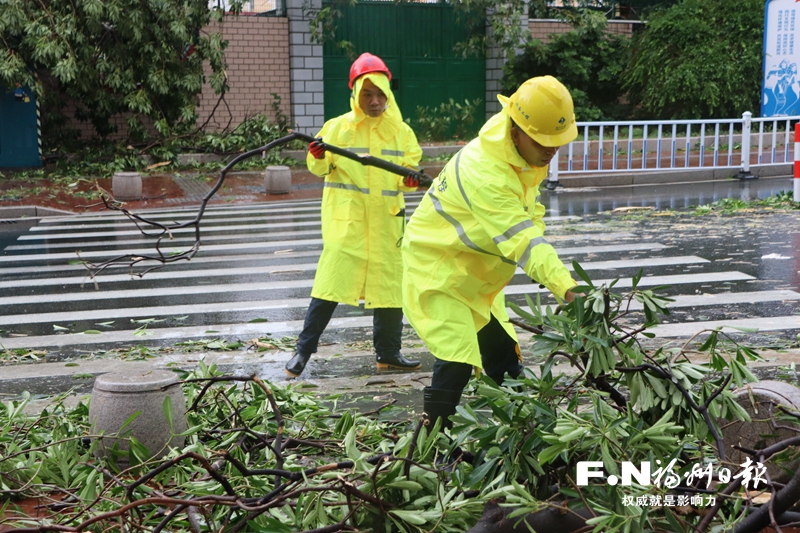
[322,1,485,136]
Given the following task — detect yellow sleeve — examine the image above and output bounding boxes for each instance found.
[470,181,576,300]
[531,200,546,234]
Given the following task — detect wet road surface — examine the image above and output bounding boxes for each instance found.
[1,176,799,402]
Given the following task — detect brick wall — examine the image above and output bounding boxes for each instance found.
[529,19,639,44]
[55,15,290,141]
[198,16,291,131]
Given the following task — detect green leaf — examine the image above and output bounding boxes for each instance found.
[118,410,143,434]
[538,443,567,464]
[163,395,174,433]
[631,268,643,289]
[465,457,499,487]
[663,508,686,532]
[723,325,760,333]
[389,510,427,525]
[571,260,594,287]
[344,426,361,461]
[386,479,423,491]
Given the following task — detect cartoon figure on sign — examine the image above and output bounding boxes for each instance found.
[764,59,800,116]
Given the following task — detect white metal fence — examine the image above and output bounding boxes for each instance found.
[548,112,800,186]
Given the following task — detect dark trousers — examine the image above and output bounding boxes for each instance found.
[296,297,404,357]
[430,313,522,392]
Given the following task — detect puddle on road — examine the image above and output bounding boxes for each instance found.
[541,177,794,217]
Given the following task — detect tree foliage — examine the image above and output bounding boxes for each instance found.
[4,267,798,533]
[623,0,763,119]
[0,0,237,143]
[502,10,631,121]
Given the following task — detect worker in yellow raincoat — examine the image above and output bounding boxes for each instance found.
[285,53,423,378]
[402,76,580,428]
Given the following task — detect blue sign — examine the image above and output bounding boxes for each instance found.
[762,0,800,116]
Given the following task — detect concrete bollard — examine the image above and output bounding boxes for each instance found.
[720,380,800,483]
[265,165,292,195]
[89,370,187,467]
[112,171,143,201]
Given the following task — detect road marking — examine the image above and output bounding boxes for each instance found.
[0,271,753,308]
[0,241,667,265]
[652,316,800,337]
[5,290,798,327]
[2,256,706,290]
[0,250,326,275]
[509,290,800,317]
[0,297,313,325]
[3,313,799,351]
[6,229,637,251]
[19,220,325,240]
[503,271,755,295]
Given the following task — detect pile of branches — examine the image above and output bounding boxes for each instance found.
[0,364,484,532]
[3,274,800,532]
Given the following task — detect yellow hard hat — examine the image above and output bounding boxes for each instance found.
[498,76,578,147]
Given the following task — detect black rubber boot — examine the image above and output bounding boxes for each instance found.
[284,350,311,377]
[376,352,421,371]
[422,386,462,432]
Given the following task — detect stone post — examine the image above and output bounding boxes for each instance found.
[89,370,188,467]
[112,172,143,201]
[265,165,292,194]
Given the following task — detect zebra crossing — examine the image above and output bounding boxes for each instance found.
[1,193,799,362]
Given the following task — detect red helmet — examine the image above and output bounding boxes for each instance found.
[349,53,392,90]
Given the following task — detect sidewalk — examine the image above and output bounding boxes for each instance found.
[0,162,450,217]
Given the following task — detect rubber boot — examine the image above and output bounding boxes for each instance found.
[376,352,421,371]
[284,350,311,378]
[422,386,462,432]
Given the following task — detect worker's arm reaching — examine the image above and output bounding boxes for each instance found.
[470,180,577,301]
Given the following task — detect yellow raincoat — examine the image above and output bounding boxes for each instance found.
[402,99,576,368]
[308,73,422,308]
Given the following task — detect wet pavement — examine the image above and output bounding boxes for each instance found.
[541,176,795,216]
[1,171,799,410]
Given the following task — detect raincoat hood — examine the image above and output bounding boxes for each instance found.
[478,96,531,173]
[343,73,402,142]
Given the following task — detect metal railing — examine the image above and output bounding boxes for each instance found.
[548,112,800,186]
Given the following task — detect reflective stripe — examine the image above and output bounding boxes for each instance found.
[324,182,370,194]
[382,190,401,196]
[429,191,515,265]
[493,219,534,245]
[349,147,370,154]
[454,151,471,210]
[381,149,404,157]
[518,237,550,269]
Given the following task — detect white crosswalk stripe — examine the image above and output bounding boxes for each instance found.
[1,196,798,357]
